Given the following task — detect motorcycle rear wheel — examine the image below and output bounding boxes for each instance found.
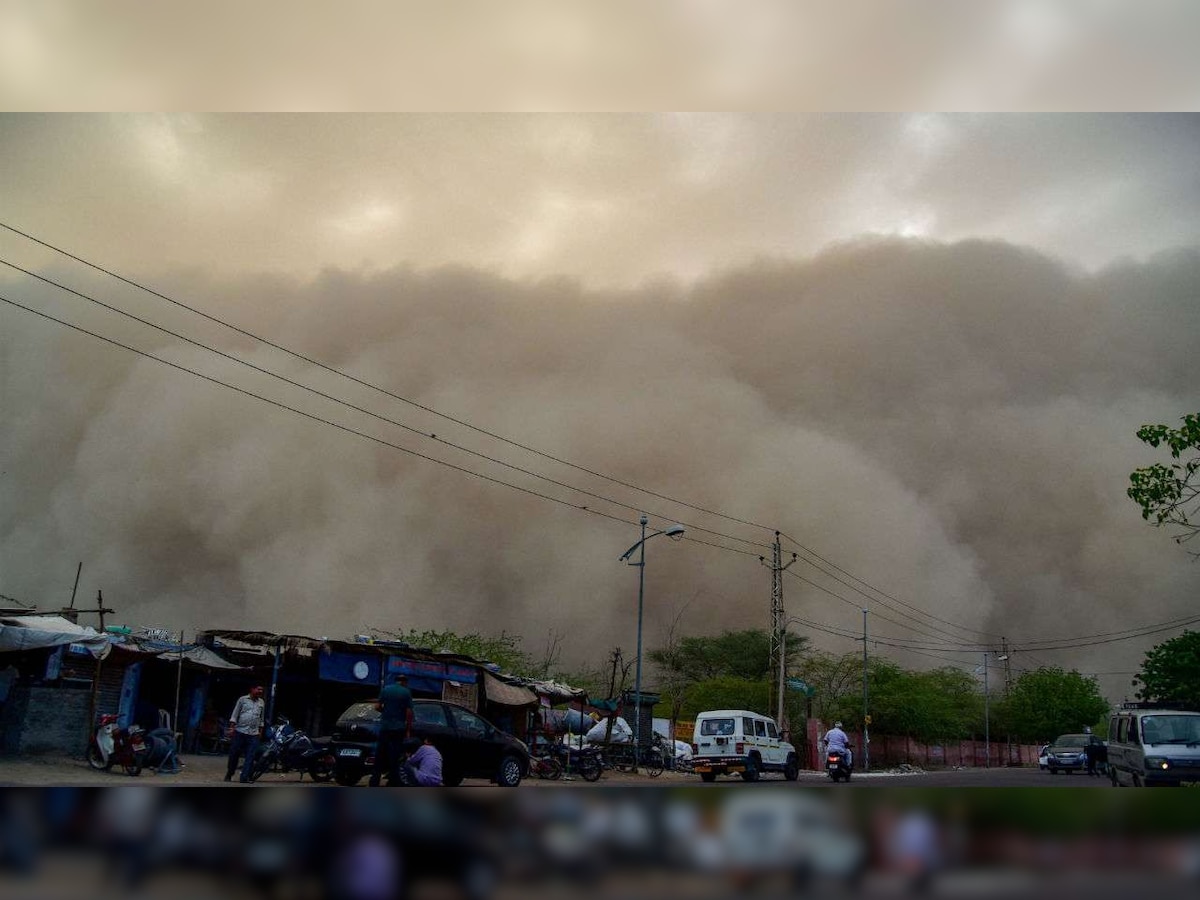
[122,759,143,776]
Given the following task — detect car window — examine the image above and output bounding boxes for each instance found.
[1143,715,1200,744]
[451,707,491,739]
[754,719,767,738]
[700,718,735,736]
[336,702,380,727]
[742,717,755,736]
[412,703,450,729]
[767,721,779,739]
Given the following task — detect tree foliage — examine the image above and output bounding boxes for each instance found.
[995,667,1109,743]
[1128,413,1200,555]
[677,676,771,719]
[373,627,533,675]
[650,628,808,725]
[1133,630,1200,708]
[650,628,806,684]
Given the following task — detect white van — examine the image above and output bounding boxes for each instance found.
[1107,704,1200,787]
[691,709,800,782]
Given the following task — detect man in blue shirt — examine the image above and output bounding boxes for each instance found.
[370,674,414,787]
[403,736,444,786]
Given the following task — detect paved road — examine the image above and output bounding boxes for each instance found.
[0,752,1112,787]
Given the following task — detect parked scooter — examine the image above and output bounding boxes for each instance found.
[825,748,853,782]
[249,717,335,783]
[87,714,148,776]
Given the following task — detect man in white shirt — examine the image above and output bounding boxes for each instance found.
[225,685,265,783]
[824,721,853,768]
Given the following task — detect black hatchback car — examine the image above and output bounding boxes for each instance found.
[329,698,530,787]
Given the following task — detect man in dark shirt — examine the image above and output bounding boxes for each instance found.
[370,674,414,787]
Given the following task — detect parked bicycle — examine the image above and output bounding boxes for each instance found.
[601,741,665,777]
[528,750,564,780]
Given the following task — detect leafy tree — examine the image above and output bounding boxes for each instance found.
[373,627,533,675]
[815,659,984,743]
[675,676,771,719]
[1128,413,1200,556]
[650,628,805,684]
[792,650,863,724]
[994,667,1109,743]
[1133,630,1200,707]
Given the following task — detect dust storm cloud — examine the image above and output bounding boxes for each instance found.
[2,236,1196,698]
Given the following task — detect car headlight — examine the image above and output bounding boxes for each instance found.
[1144,756,1170,770]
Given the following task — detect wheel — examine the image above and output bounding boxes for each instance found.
[643,752,664,778]
[496,754,523,787]
[579,756,603,782]
[86,744,110,771]
[334,769,361,787]
[544,757,564,780]
[830,771,841,783]
[784,755,799,781]
[122,760,143,777]
[740,754,760,782]
[700,772,717,783]
[309,755,335,783]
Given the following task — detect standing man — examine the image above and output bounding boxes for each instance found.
[225,684,265,783]
[370,674,414,787]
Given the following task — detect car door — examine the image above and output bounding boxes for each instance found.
[411,701,456,771]
[447,705,499,779]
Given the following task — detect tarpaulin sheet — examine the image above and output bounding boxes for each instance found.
[483,672,537,707]
[0,615,110,659]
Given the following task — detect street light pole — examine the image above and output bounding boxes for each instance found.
[619,514,685,768]
[633,515,647,759]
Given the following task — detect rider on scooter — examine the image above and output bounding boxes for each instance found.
[824,721,853,768]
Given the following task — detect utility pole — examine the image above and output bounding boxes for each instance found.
[86,590,115,734]
[1000,638,1013,766]
[983,651,990,768]
[760,533,797,727]
[862,608,870,772]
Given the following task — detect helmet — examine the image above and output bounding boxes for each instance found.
[833,721,843,728]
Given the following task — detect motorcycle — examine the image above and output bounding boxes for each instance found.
[249,717,335,783]
[825,747,853,782]
[549,742,603,782]
[86,713,148,776]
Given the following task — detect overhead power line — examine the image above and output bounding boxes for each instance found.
[0,220,778,538]
[0,254,771,556]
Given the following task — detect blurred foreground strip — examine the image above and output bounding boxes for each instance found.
[1,787,1198,898]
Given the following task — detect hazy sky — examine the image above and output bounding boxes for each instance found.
[2,112,1198,703]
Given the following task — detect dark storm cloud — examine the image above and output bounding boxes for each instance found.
[2,238,1197,701]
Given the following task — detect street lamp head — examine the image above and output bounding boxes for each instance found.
[664,524,685,541]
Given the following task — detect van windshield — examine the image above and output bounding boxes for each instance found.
[700,718,736,736]
[1141,715,1200,745]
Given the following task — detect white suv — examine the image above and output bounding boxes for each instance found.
[691,709,801,782]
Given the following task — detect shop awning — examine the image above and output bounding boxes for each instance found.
[156,645,245,670]
[0,615,110,659]
[483,672,537,707]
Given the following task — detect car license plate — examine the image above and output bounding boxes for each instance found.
[693,765,711,772]
[132,741,146,752]
[338,748,361,758]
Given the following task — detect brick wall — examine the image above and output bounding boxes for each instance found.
[0,685,92,755]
